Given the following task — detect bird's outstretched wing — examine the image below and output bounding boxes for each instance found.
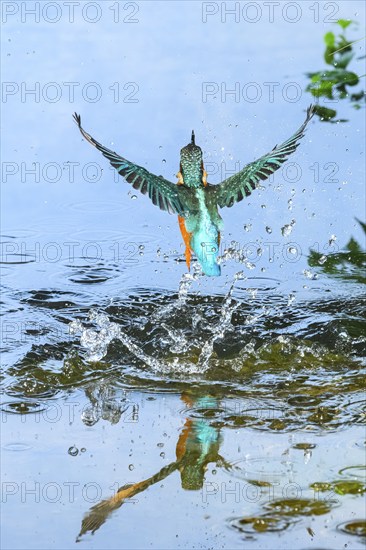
[73,113,187,216]
[208,105,315,208]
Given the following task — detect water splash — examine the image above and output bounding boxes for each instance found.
[197,271,245,370]
[218,242,256,270]
[81,382,129,426]
[69,267,251,374]
[152,263,203,321]
[70,310,164,370]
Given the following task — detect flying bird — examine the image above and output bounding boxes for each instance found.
[73,106,314,276]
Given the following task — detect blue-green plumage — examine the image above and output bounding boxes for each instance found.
[73,106,315,277]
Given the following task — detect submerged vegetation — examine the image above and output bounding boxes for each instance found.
[306,19,365,122]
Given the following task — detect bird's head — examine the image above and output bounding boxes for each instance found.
[179,131,204,188]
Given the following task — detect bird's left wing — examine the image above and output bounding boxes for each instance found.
[73,113,187,216]
[207,105,315,209]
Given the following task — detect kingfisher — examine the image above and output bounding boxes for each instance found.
[73,106,314,276]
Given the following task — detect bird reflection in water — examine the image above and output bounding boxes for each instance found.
[77,391,229,540]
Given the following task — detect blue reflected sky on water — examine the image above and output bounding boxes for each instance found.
[2,0,365,296]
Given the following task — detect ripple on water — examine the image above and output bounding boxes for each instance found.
[0,400,48,415]
[66,200,130,214]
[0,253,36,265]
[228,514,292,534]
[21,289,79,309]
[264,497,339,516]
[67,229,131,242]
[0,266,13,277]
[338,465,366,480]
[337,520,366,537]
[66,262,123,285]
[227,456,300,486]
[3,442,32,452]
[222,404,289,432]
[311,479,365,496]
[0,229,41,239]
[48,260,131,289]
[292,442,317,451]
[234,276,282,294]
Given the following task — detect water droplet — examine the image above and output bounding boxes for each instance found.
[329,234,337,246]
[303,269,318,280]
[288,247,297,255]
[266,226,272,234]
[139,245,145,250]
[131,195,137,200]
[318,255,327,265]
[281,220,295,237]
[247,288,258,299]
[160,452,165,458]
[68,446,79,457]
[288,199,293,210]
[244,224,252,232]
[261,204,266,209]
[128,464,134,471]
[157,442,164,448]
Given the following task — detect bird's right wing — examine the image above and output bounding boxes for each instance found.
[207,105,315,208]
[73,113,188,216]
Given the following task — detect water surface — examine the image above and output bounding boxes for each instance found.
[1,2,365,549]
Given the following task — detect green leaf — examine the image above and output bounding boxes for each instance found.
[324,45,337,65]
[338,71,359,85]
[350,91,365,101]
[355,219,366,235]
[346,237,362,254]
[308,80,334,99]
[335,50,354,69]
[337,19,352,29]
[313,106,337,120]
[324,31,335,47]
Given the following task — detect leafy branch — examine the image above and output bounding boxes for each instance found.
[306,19,365,122]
